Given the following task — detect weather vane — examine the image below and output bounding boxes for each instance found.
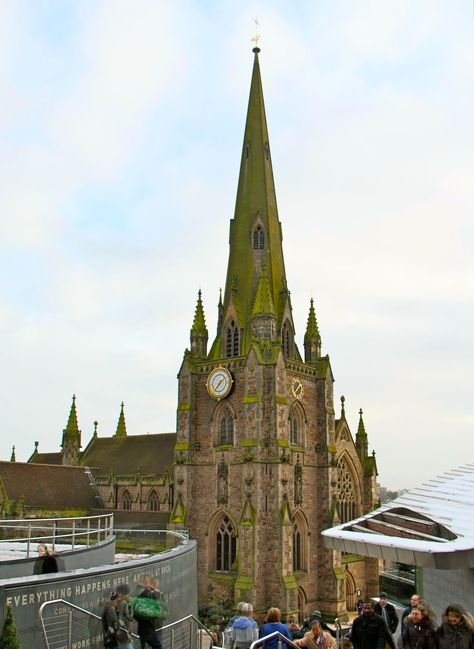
[251,17,261,47]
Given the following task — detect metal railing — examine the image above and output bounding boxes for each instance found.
[250,631,300,648]
[0,514,114,556]
[38,599,217,649]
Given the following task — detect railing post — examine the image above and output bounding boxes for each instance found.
[53,521,57,552]
[87,518,90,547]
[27,523,31,557]
[67,609,73,649]
[71,520,75,551]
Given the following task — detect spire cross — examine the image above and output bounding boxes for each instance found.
[251,17,261,47]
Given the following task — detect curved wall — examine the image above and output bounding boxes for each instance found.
[0,539,198,649]
[0,538,116,579]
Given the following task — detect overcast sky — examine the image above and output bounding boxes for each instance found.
[1,1,473,490]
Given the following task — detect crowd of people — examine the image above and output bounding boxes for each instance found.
[211,593,474,649]
[101,574,166,649]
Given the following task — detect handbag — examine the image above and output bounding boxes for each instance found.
[133,596,162,620]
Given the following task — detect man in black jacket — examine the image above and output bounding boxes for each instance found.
[351,600,387,649]
[374,592,399,634]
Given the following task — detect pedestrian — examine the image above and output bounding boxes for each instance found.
[401,595,422,633]
[293,619,336,649]
[300,610,336,638]
[230,602,258,649]
[33,544,59,574]
[102,592,119,649]
[259,607,293,648]
[134,575,164,649]
[374,592,398,635]
[436,603,474,649]
[115,584,134,649]
[351,599,387,649]
[401,604,436,649]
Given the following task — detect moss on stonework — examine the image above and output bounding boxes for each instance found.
[333,567,346,580]
[277,439,289,447]
[214,444,234,451]
[282,575,298,590]
[209,572,236,583]
[177,402,191,411]
[241,438,258,447]
[174,442,190,450]
[327,445,337,453]
[275,395,288,404]
[243,394,260,403]
[234,576,254,589]
[290,444,305,452]
[341,554,361,564]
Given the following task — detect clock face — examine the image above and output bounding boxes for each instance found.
[291,378,304,400]
[206,367,233,400]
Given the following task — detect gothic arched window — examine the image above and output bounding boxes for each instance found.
[336,457,357,523]
[290,416,298,445]
[226,321,240,357]
[215,515,237,572]
[289,403,304,447]
[122,490,132,511]
[148,490,160,512]
[253,225,265,250]
[219,411,234,445]
[292,513,308,572]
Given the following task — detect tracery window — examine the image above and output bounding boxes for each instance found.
[336,457,356,523]
[253,225,265,250]
[226,321,240,357]
[122,490,132,511]
[148,490,160,512]
[293,519,302,571]
[289,403,304,447]
[219,411,234,445]
[215,515,237,572]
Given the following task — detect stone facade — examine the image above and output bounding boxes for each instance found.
[171,48,379,620]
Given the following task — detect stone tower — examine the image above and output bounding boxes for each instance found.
[173,48,377,619]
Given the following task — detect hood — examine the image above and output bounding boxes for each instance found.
[233,616,254,630]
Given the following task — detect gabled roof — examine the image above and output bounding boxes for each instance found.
[29,452,62,465]
[0,461,99,510]
[80,433,176,475]
[322,462,474,569]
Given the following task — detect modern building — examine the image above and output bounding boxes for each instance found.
[322,462,474,616]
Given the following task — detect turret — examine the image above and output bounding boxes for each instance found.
[114,402,127,438]
[190,290,208,358]
[355,408,368,460]
[304,298,321,363]
[61,394,82,465]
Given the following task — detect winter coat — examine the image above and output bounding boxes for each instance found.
[295,629,336,649]
[351,613,387,649]
[259,621,292,648]
[437,621,474,649]
[374,601,399,634]
[402,618,436,649]
[102,600,119,649]
[230,615,258,648]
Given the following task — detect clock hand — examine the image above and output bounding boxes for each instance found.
[215,377,224,390]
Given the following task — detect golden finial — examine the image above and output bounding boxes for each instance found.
[251,17,261,49]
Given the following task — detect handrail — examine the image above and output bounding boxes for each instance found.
[250,631,300,648]
[114,527,189,543]
[38,599,217,649]
[0,513,114,556]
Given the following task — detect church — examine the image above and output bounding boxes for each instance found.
[3,47,379,620]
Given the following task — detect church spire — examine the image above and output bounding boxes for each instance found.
[213,47,292,359]
[190,289,208,358]
[61,394,82,465]
[304,298,321,363]
[10,446,16,462]
[115,402,127,438]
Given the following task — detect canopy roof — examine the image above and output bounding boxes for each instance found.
[322,462,474,569]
